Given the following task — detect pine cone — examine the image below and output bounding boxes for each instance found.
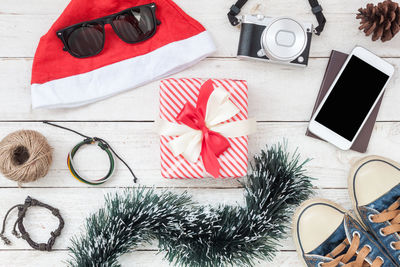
[357,0,400,42]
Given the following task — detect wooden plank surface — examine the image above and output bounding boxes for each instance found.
[0,0,399,266]
[2,1,400,58]
[0,250,303,267]
[1,58,399,121]
[0,121,398,189]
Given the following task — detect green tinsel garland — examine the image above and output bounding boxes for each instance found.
[67,143,314,267]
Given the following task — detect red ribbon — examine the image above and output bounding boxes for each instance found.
[175,79,231,177]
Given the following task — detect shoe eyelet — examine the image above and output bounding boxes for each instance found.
[353,231,361,238]
[318,262,323,267]
[398,254,400,261]
[365,244,372,252]
[377,256,384,263]
[368,214,375,223]
[390,241,396,250]
[379,228,387,237]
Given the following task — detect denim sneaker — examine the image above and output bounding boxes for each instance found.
[293,199,394,266]
[349,156,400,266]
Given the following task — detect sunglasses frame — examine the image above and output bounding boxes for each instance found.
[56,3,160,58]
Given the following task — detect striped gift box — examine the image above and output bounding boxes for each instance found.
[159,78,249,179]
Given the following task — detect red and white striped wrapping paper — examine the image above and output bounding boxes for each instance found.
[159,78,249,179]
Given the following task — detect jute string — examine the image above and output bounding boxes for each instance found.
[0,130,52,186]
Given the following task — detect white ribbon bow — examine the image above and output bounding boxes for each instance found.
[159,85,256,163]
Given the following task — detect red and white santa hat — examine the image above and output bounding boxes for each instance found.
[31,0,216,109]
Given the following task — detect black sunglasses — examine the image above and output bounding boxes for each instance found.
[57,3,160,58]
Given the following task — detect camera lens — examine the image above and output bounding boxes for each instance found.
[261,17,307,62]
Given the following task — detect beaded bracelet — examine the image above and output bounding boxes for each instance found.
[68,138,115,185]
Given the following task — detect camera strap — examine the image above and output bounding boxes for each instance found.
[228,0,326,35]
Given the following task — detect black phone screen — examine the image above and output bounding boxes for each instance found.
[315,55,390,141]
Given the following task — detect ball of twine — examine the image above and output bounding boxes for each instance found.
[0,130,52,185]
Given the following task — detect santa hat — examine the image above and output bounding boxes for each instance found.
[31,0,216,109]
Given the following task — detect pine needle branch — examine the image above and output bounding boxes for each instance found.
[67,143,314,267]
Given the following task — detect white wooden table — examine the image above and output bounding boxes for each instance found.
[0,0,399,266]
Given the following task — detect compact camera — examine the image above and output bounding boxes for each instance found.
[237,15,313,67]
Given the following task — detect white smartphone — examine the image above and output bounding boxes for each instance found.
[309,46,394,150]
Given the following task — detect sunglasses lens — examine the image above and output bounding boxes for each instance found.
[112,6,155,43]
[66,23,104,57]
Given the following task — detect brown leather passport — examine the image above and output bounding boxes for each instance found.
[306,50,384,153]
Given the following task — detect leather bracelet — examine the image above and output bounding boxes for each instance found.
[0,196,64,251]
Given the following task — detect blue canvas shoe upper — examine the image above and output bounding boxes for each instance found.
[349,156,400,266]
[303,214,394,266]
[295,200,394,267]
[357,184,400,266]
